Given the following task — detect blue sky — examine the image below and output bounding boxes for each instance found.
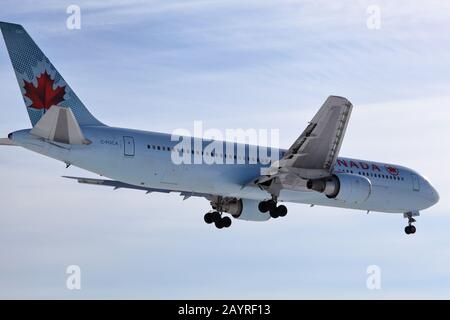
[0,0,450,298]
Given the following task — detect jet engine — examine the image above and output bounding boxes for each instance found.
[306,173,372,204]
[211,198,270,221]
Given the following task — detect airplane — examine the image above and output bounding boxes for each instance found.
[0,22,439,235]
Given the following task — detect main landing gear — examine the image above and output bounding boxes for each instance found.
[258,198,288,218]
[404,211,418,235]
[204,211,232,229]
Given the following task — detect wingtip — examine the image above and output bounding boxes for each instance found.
[328,95,349,100]
[327,95,352,106]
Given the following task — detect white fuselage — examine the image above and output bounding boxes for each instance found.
[10,126,439,214]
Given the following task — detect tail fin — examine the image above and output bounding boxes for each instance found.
[0,22,104,127]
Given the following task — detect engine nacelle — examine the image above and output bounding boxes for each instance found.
[212,198,271,221]
[307,173,372,204]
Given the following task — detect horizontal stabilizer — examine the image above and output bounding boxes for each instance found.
[0,138,17,146]
[30,105,90,145]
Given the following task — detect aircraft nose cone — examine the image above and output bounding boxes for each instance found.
[430,185,440,205]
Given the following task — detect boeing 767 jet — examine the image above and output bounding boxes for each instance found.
[0,22,439,234]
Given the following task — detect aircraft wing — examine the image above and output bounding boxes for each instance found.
[63,176,211,200]
[281,95,353,178]
[251,96,353,194]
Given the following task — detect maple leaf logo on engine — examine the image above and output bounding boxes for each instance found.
[23,71,66,110]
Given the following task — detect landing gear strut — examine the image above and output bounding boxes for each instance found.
[404,212,418,235]
[258,197,288,219]
[204,211,232,229]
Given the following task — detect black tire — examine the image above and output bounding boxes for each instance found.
[258,201,269,213]
[211,211,221,222]
[204,212,214,224]
[277,205,288,217]
[410,225,416,234]
[215,219,224,229]
[270,208,279,219]
[404,226,411,234]
[267,200,277,211]
[222,216,232,228]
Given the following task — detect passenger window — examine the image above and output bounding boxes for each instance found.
[157,146,160,150]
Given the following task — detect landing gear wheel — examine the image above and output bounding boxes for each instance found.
[277,205,287,217]
[404,225,417,235]
[258,201,269,213]
[222,216,232,228]
[269,208,279,219]
[404,226,411,234]
[259,200,277,214]
[204,212,214,224]
[266,200,277,211]
[269,204,288,219]
[215,219,224,229]
[211,211,221,222]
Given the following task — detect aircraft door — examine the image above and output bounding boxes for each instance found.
[123,136,135,157]
[411,174,420,191]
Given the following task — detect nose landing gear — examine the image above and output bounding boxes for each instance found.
[404,211,419,235]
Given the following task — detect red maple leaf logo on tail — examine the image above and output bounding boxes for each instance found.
[23,71,66,110]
